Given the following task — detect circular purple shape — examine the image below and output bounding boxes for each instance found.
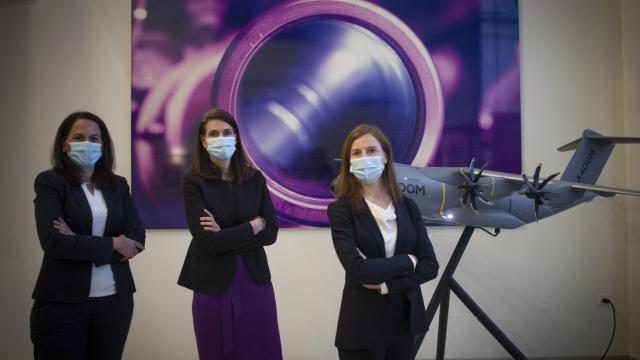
[213,0,444,226]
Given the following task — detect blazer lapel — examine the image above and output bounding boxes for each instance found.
[103,186,116,234]
[394,199,408,255]
[357,203,386,257]
[71,185,93,233]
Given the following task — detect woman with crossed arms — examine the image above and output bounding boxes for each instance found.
[178,108,282,360]
[328,124,439,360]
[31,111,145,360]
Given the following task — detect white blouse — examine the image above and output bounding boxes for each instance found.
[364,199,417,294]
[365,199,398,258]
[81,183,117,298]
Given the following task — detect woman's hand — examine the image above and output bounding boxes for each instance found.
[200,209,221,232]
[53,217,75,235]
[113,235,144,261]
[250,216,266,235]
[362,284,381,290]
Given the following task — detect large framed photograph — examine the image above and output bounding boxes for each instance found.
[131,0,521,228]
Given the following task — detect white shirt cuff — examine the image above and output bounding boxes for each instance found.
[379,282,389,295]
[408,254,417,269]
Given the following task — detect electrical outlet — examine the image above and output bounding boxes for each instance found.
[599,294,611,306]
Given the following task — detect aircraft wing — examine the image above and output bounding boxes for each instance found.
[419,167,521,184]
[480,170,525,182]
[419,165,640,198]
[570,183,640,197]
[419,167,525,198]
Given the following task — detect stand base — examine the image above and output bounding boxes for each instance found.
[412,226,527,360]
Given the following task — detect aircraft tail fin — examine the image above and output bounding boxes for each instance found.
[558,129,640,184]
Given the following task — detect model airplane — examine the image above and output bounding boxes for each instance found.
[396,129,640,229]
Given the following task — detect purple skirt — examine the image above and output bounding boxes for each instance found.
[192,256,282,360]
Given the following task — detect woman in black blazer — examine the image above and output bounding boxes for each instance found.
[177,109,282,360]
[328,124,439,360]
[31,111,145,360]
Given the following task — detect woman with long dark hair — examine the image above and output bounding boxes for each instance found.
[178,108,282,360]
[328,124,439,360]
[31,111,145,359]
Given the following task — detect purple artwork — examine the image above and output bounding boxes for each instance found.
[131,0,521,228]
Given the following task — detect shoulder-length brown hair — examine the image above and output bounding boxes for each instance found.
[334,124,403,208]
[51,111,116,189]
[188,108,255,183]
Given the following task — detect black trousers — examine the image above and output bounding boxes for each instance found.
[338,295,415,360]
[338,333,414,360]
[30,294,133,360]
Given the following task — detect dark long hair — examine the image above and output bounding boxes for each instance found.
[334,124,403,208]
[51,111,116,189]
[188,108,255,183]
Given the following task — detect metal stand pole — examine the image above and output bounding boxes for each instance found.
[412,226,527,359]
[435,289,450,360]
[449,278,526,359]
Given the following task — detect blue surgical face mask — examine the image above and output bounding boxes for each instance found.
[67,141,102,168]
[206,136,236,160]
[349,156,385,184]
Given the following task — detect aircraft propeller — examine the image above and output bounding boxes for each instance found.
[458,158,493,212]
[521,163,560,221]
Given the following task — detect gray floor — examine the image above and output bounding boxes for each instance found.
[416,357,635,360]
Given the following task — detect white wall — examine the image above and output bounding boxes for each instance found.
[0,0,637,359]
[622,0,640,358]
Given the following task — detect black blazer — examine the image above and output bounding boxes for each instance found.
[32,170,145,303]
[177,171,278,295]
[328,196,439,350]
